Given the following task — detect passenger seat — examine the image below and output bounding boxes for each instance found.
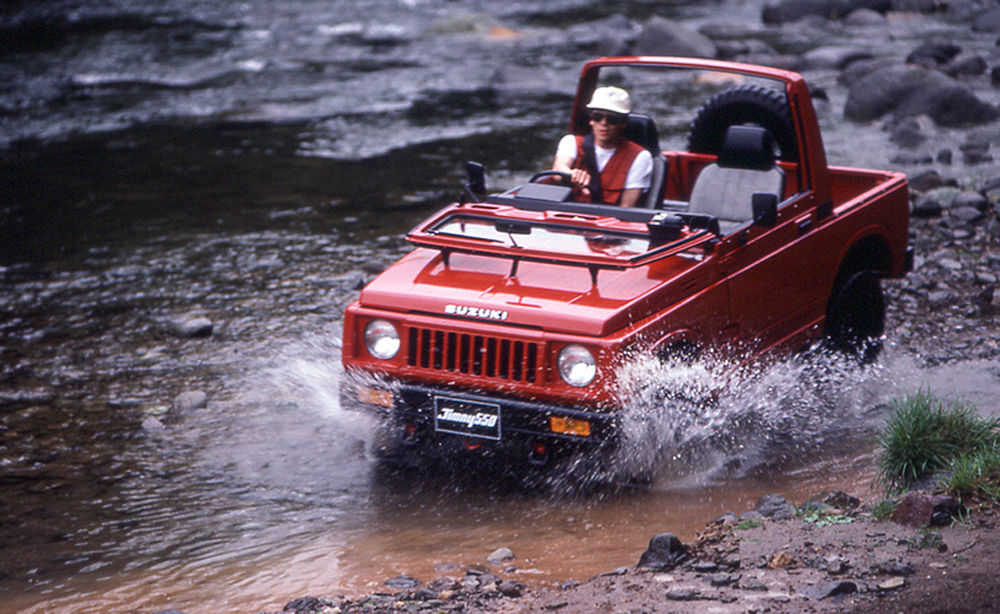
[688,125,784,233]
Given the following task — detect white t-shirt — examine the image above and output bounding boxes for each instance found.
[556,134,653,191]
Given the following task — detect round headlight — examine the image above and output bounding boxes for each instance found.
[364,319,400,359]
[558,344,596,387]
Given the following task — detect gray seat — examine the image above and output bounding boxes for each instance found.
[688,125,784,233]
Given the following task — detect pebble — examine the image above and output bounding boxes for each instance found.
[169,316,214,338]
[487,547,514,566]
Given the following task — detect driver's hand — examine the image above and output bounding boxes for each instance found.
[569,168,590,191]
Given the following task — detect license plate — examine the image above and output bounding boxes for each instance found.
[434,396,501,441]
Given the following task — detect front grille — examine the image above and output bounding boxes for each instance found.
[407,327,541,383]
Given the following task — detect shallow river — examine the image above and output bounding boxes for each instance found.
[3,1,1000,613]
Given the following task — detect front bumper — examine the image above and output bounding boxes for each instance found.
[346,380,620,462]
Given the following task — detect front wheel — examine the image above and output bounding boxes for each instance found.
[824,270,885,363]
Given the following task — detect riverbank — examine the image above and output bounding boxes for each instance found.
[264,493,1000,614]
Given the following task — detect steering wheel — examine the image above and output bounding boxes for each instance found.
[528,171,572,186]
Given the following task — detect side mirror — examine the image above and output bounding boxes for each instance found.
[752,193,778,227]
[465,161,486,202]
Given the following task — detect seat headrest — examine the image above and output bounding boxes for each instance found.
[717,125,776,171]
[624,114,660,154]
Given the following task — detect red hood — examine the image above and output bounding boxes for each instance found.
[358,246,703,337]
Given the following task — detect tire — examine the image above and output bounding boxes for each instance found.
[824,270,885,363]
[687,84,798,162]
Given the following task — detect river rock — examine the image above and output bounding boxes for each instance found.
[906,37,961,66]
[631,16,715,58]
[809,579,858,600]
[282,597,323,613]
[950,205,985,224]
[487,547,515,565]
[972,6,1000,33]
[755,493,797,520]
[762,0,889,25]
[385,575,422,589]
[637,533,690,570]
[890,491,962,528]
[843,64,999,126]
[169,315,213,338]
[173,390,208,411]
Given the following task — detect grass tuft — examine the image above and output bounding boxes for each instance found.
[875,390,1000,498]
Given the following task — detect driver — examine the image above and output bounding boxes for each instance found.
[552,86,653,208]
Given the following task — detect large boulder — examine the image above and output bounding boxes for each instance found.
[890,491,962,528]
[844,64,999,126]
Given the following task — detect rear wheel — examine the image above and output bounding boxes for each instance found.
[824,270,885,363]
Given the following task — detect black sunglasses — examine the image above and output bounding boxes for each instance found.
[589,111,628,126]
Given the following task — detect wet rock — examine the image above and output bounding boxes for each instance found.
[385,575,421,589]
[283,596,323,613]
[960,141,994,165]
[826,558,851,575]
[972,6,1000,33]
[173,390,208,411]
[944,53,989,78]
[427,576,461,592]
[637,533,690,570]
[692,560,719,573]
[950,206,985,224]
[908,169,952,193]
[762,0,851,24]
[889,116,931,148]
[809,580,858,600]
[713,511,739,526]
[805,490,861,511]
[878,576,907,590]
[631,16,715,58]
[708,572,740,586]
[906,37,961,67]
[169,315,213,338]
[755,493,797,520]
[954,190,989,212]
[487,547,515,566]
[740,576,768,591]
[844,64,999,126]
[141,416,166,431]
[665,587,701,601]
[498,579,523,597]
[890,491,962,528]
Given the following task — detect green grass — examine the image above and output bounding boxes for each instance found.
[875,390,1000,499]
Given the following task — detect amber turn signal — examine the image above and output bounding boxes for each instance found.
[550,416,591,437]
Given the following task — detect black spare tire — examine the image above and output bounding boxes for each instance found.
[687,85,798,162]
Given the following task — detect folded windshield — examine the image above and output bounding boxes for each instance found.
[430,215,653,259]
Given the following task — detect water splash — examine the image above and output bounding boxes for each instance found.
[262,333,379,451]
[611,346,901,489]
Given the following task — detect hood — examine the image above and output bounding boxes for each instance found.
[358,246,703,337]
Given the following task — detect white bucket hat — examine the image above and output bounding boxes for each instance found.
[586,86,631,115]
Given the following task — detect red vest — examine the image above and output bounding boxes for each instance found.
[573,136,644,205]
